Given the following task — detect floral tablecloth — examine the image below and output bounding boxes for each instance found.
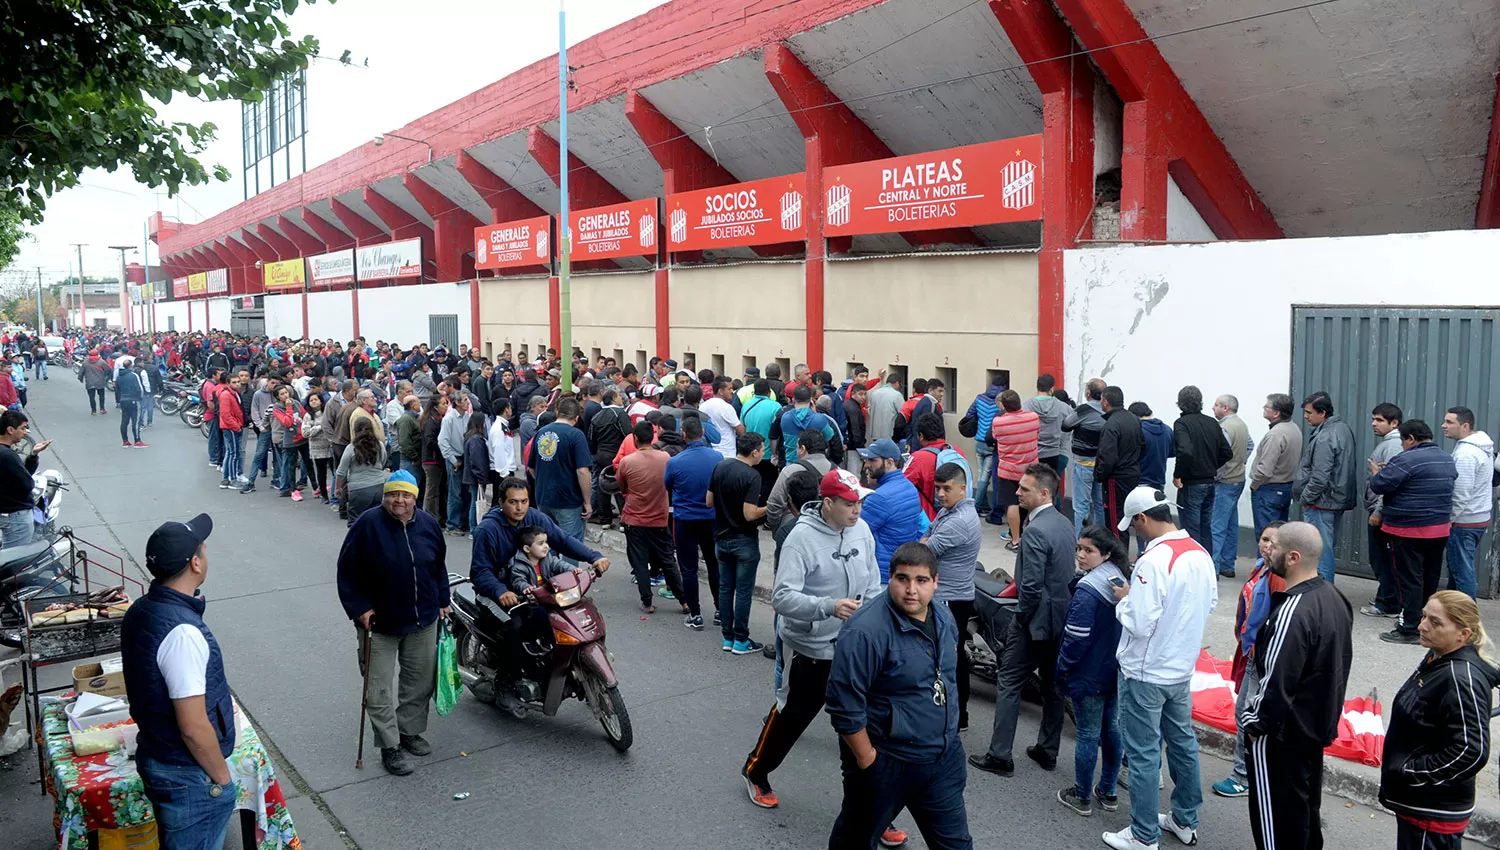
[40,700,301,850]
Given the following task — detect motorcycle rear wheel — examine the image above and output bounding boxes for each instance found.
[158,394,182,415]
[181,404,203,428]
[581,671,632,752]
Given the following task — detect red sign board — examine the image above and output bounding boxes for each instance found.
[823,136,1043,237]
[665,173,807,251]
[569,199,657,261]
[172,277,189,299]
[475,217,552,271]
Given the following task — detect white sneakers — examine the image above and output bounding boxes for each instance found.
[1100,815,1197,850]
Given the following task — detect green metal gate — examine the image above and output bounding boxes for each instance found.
[1290,306,1500,596]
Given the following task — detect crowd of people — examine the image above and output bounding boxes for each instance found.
[30,325,1500,850]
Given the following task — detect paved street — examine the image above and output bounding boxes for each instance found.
[0,377,1420,849]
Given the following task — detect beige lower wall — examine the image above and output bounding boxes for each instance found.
[479,276,550,360]
[669,263,806,374]
[825,253,1039,456]
[569,272,656,369]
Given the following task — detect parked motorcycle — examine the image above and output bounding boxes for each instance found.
[967,563,1075,722]
[447,567,632,752]
[0,469,73,648]
[156,389,184,416]
[180,394,204,428]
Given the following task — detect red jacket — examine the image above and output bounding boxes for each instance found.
[991,410,1040,481]
[215,385,244,431]
[0,374,16,407]
[904,440,950,520]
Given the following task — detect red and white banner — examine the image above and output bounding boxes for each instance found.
[1189,650,1384,766]
[569,199,657,261]
[356,237,422,282]
[307,249,355,288]
[823,136,1043,236]
[475,217,552,271]
[172,277,189,299]
[206,268,228,294]
[665,173,806,251]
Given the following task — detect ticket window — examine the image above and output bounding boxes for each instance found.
[612,348,624,367]
[845,361,868,381]
[742,356,757,380]
[484,342,493,360]
[634,350,648,374]
[711,353,725,377]
[682,352,696,371]
[934,367,957,414]
[775,357,792,383]
[987,369,1012,394]
[887,364,909,399]
[590,347,602,365]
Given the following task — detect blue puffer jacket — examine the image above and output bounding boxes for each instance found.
[1368,442,1458,531]
[861,469,926,581]
[965,386,1002,445]
[1055,564,1124,698]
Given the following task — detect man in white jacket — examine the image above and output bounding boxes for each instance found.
[1104,487,1218,850]
[1441,407,1493,599]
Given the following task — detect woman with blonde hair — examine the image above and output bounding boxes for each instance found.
[1379,590,1497,849]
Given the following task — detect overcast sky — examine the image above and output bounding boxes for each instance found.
[11,0,669,289]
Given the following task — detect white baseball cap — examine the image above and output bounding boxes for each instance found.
[1117,486,1171,532]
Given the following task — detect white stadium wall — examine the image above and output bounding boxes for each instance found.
[263,293,302,340]
[207,298,231,332]
[153,302,189,333]
[356,281,472,349]
[306,290,355,344]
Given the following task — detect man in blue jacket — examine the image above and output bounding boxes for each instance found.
[858,439,925,581]
[778,384,837,466]
[470,476,609,608]
[336,470,451,776]
[962,376,1004,516]
[1368,420,1458,643]
[825,542,972,849]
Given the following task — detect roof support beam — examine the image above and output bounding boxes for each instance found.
[527,127,629,271]
[763,42,979,252]
[254,223,299,261]
[990,0,1096,380]
[1477,67,1500,229]
[301,209,356,251]
[1048,0,1281,240]
[455,151,549,223]
[278,214,327,256]
[200,242,244,298]
[403,174,481,283]
[220,238,261,296]
[330,199,387,245]
[362,189,437,282]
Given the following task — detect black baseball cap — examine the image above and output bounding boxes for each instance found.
[145,514,213,580]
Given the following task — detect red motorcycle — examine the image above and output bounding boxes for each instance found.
[448,566,632,752]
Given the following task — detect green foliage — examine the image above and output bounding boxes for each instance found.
[0,205,29,270]
[0,0,332,224]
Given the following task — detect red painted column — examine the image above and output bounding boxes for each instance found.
[804,137,826,373]
[403,174,481,283]
[1120,101,1168,242]
[1478,67,1500,228]
[548,276,561,354]
[469,280,481,353]
[351,288,361,340]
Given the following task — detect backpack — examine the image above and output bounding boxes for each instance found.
[920,444,973,500]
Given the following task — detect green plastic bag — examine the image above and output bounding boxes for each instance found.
[435,620,463,716]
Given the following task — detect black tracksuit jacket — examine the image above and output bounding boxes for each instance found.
[1241,577,1353,748]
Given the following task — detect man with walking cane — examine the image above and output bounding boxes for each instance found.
[337,470,452,776]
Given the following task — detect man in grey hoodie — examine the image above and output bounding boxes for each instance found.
[741,468,882,810]
[1022,374,1069,481]
[1441,406,1494,598]
[1362,403,1404,617]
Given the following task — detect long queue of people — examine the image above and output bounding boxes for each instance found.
[49,326,1499,850]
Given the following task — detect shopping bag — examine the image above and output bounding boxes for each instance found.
[434,619,463,716]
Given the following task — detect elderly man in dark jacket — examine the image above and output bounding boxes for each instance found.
[1171,386,1232,551]
[336,470,450,776]
[972,462,1078,777]
[1368,420,1458,643]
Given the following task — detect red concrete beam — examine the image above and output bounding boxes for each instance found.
[219,238,261,296]
[329,199,387,244]
[763,43,978,250]
[455,152,549,223]
[239,230,280,265]
[301,209,356,251]
[1049,0,1281,240]
[1477,67,1500,229]
[254,223,300,261]
[527,127,630,209]
[403,173,481,282]
[278,214,327,256]
[362,188,437,282]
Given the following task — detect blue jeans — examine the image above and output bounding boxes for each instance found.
[446,466,466,531]
[136,756,236,850]
[973,443,994,515]
[206,416,222,464]
[1073,693,1121,804]
[1178,483,1215,551]
[1446,526,1485,598]
[1211,481,1244,574]
[139,391,155,426]
[34,360,45,379]
[1250,483,1291,541]
[220,429,243,483]
[0,508,34,549]
[247,429,277,486]
[542,505,585,543]
[1071,460,1097,537]
[1303,507,1344,583]
[1118,676,1202,845]
[715,533,760,643]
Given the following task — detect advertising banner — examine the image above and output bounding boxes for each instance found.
[241,297,255,309]
[263,258,306,290]
[206,268,228,294]
[665,173,806,251]
[187,272,208,294]
[172,277,189,299]
[307,248,356,287]
[475,217,552,271]
[569,199,657,261]
[823,135,1043,236]
[356,237,423,282]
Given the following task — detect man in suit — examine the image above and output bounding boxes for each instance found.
[970,462,1078,776]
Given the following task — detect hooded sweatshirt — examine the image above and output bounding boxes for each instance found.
[1022,394,1070,459]
[1056,563,1125,698]
[1451,431,1495,525]
[777,406,835,466]
[771,502,883,661]
[1138,417,1174,490]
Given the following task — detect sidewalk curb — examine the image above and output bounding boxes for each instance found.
[585,527,1500,847]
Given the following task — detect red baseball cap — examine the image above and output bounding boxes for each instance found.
[819,468,873,502]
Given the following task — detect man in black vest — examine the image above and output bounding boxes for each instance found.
[122,513,238,850]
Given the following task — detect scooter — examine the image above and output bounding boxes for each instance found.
[447,567,632,752]
[0,469,73,648]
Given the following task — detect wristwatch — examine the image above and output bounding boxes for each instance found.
[208,782,226,797]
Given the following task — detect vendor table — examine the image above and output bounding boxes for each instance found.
[39,701,301,850]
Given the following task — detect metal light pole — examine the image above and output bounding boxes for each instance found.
[108,245,136,334]
[558,0,572,393]
[34,268,42,332]
[69,243,86,328]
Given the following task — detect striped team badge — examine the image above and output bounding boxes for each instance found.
[780,190,802,231]
[535,229,549,259]
[639,213,656,249]
[670,208,687,244]
[826,183,851,228]
[1002,158,1036,211]
[475,237,488,265]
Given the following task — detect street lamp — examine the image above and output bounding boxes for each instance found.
[108,245,136,334]
[373,132,433,164]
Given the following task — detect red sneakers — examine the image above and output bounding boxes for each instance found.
[133,441,148,448]
[743,773,779,809]
[880,827,909,847]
